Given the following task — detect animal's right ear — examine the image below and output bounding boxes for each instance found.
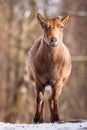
[37,13,46,28]
[61,14,70,25]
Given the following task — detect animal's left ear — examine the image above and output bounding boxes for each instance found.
[61,15,70,25]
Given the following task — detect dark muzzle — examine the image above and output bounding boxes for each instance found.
[50,38,57,47]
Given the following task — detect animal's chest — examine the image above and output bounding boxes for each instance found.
[35,55,65,78]
[34,59,65,85]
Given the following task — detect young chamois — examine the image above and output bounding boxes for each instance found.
[25,13,71,123]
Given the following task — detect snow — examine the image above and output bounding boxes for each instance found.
[0,120,87,130]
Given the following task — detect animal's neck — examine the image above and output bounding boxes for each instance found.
[44,36,63,52]
[43,38,58,52]
[41,37,62,62]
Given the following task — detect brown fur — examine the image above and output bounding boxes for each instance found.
[25,13,72,123]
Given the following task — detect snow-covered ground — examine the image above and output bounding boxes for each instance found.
[0,120,87,130]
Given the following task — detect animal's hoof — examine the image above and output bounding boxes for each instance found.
[51,115,59,123]
[33,116,43,123]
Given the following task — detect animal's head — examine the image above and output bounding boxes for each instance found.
[37,13,70,47]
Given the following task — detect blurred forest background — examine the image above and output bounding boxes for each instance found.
[0,0,87,123]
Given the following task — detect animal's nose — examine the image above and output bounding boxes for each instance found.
[50,38,57,43]
[50,38,57,47]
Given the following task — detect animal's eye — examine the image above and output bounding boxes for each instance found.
[60,25,64,29]
[44,25,49,32]
[59,25,64,31]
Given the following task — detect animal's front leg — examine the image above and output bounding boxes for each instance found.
[49,86,62,122]
[34,85,44,123]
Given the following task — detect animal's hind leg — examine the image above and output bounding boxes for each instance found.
[34,84,45,123]
[49,86,62,122]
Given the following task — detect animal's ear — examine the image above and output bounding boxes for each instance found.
[37,13,46,28]
[61,14,70,25]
